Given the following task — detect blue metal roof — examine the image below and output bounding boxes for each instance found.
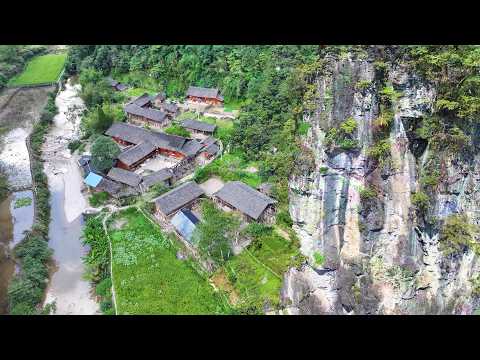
[171,209,200,243]
[84,172,103,188]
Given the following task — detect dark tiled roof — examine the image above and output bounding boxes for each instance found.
[201,136,216,147]
[186,86,223,100]
[214,181,276,220]
[154,181,204,216]
[162,103,179,113]
[142,168,173,189]
[116,83,128,91]
[181,119,216,133]
[117,142,156,167]
[105,123,196,157]
[107,167,142,187]
[97,178,123,195]
[131,93,152,107]
[105,122,155,145]
[182,139,203,157]
[203,143,220,156]
[152,132,188,153]
[124,103,168,123]
[154,92,166,102]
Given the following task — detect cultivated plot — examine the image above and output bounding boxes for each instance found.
[8,53,67,86]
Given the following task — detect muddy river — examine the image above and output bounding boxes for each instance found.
[42,80,99,314]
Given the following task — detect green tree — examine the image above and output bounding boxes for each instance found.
[193,201,240,266]
[90,136,120,173]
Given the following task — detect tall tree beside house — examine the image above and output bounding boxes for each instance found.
[90,136,121,173]
[193,201,240,266]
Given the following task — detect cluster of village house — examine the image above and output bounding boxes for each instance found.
[79,81,276,246]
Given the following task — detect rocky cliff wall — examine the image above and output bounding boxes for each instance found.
[282,51,480,315]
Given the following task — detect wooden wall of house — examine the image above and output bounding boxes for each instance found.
[127,114,164,129]
[187,96,223,106]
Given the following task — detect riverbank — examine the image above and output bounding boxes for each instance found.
[0,190,35,314]
[42,79,99,314]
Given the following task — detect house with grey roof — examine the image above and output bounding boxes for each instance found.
[186,86,224,105]
[202,143,220,158]
[116,142,157,170]
[96,177,123,196]
[213,181,276,222]
[180,119,216,135]
[152,92,166,107]
[124,103,169,129]
[107,167,142,187]
[105,122,155,146]
[153,102,179,118]
[131,93,153,108]
[154,181,205,218]
[107,78,128,92]
[140,168,174,191]
[105,122,205,173]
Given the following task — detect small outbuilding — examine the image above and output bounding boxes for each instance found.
[84,172,103,188]
[180,119,216,135]
[154,181,205,218]
[171,209,200,244]
[124,103,169,129]
[107,78,128,92]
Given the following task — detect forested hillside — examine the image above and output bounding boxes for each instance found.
[66,45,480,314]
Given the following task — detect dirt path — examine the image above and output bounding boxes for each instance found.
[42,79,99,315]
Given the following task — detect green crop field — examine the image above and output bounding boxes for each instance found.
[109,208,233,315]
[8,53,67,86]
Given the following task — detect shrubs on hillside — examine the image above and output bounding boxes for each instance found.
[193,201,240,266]
[439,213,479,256]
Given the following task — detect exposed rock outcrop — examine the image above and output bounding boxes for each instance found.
[283,50,480,314]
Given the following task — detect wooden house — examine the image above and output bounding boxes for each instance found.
[153,181,205,219]
[107,167,142,188]
[180,119,216,136]
[213,181,276,223]
[124,103,169,129]
[105,123,204,169]
[116,142,158,170]
[140,168,174,192]
[186,86,224,106]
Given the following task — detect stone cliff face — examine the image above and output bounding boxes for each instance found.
[282,51,480,314]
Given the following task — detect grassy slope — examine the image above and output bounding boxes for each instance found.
[110,208,232,314]
[8,53,67,86]
[194,152,262,188]
[222,229,302,310]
